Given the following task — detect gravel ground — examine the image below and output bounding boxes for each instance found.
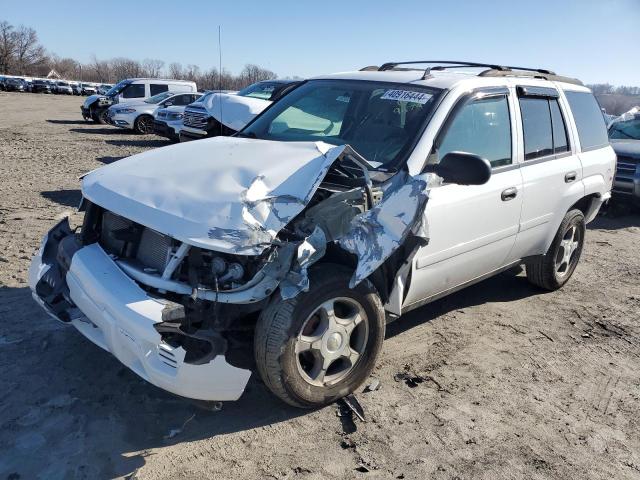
[0,91,639,480]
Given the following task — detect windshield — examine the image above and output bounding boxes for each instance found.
[237,81,280,100]
[104,80,129,97]
[144,91,175,104]
[241,80,440,169]
[58,82,69,86]
[609,119,640,140]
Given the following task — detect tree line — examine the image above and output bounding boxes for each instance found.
[0,19,283,90]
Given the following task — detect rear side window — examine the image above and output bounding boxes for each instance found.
[520,97,569,160]
[565,91,608,151]
[122,83,145,98]
[438,95,512,168]
[150,84,169,96]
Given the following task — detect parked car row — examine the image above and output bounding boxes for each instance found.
[82,76,302,142]
[0,75,112,95]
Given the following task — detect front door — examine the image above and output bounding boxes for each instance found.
[403,88,524,308]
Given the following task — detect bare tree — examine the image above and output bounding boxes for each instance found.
[12,25,46,74]
[141,58,164,78]
[239,63,276,85]
[0,20,15,73]
[89,55,111,82]
[110,57,143,81]
[168,62,183,79]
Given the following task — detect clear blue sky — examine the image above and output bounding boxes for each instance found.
[2,0,638,85]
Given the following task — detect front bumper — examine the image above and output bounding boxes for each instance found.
[108,111,135,129]
[29,221,252,401]
[179,126,208,142]
[153,119,179,140]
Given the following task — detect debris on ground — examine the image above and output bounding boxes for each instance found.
[363,378,380,392]
[338,394,366,422]
[164,413,195,440]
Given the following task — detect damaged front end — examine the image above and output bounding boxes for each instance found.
[29,137,439,401]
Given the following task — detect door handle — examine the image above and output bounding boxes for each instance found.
[501,187,518,201]
[565,171,577,183]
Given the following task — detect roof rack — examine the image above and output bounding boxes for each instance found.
[375,60,582,86]
[378,60,554,74]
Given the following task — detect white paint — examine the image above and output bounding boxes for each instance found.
[203,92,272,131]
[64,243,251,401]
[81,137,347,254]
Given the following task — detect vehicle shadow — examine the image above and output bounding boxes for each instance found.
[589,206,640,230]
[40,189,82,208]
[105,139,168,148]
[0,285,306,479]
[46,119,89,125]
[69,127,123,135]
[386,269,539,339]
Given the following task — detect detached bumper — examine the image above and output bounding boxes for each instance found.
[29,222,252,401]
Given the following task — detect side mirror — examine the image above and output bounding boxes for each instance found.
[164,101,173,107]
[430,152,492,185]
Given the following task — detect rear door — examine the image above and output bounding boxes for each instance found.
[509,86,584,259]
[403,88,524,308]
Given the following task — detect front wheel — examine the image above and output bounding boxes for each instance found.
[254,265,385,408]
[134,115,154,134]
[525,209,586,290]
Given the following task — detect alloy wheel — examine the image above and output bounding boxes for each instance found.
[295,297,369,387]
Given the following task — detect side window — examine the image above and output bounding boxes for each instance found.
[122,83,145,99]
[150,84,169,96]
[171,94,191,106]
[520,98,553,160]
[565,91,609,151]
[438,95,512,168]
[520,96,570,160]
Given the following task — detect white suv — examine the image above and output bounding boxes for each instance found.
[29,61,614,408]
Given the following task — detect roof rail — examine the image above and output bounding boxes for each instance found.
[378,60,555,75]
[374,60,582,86]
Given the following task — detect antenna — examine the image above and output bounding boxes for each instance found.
[218,25,223,128]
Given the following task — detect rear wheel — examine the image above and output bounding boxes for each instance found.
[134,115,154,134]
[526,209,585,290]
[254,265,385,408]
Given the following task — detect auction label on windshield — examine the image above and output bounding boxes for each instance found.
[381,89,432,104]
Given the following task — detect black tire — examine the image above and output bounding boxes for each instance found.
[525,209,586,291]
[254,265,385,408]
[134,115,154,134]
[90,108,108,124]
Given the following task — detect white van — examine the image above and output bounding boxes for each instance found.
[81,78,197,124]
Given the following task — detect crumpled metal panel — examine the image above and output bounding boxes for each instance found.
[203,92,272,131]
[279,225,327,300]
[81,137,347,255]
[338,171,440,287]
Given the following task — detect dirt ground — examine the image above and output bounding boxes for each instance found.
[0,91,639,480]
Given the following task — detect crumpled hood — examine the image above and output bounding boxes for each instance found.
[81,137,347,254]
[202,93,271,131]
[83,94,102,108]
